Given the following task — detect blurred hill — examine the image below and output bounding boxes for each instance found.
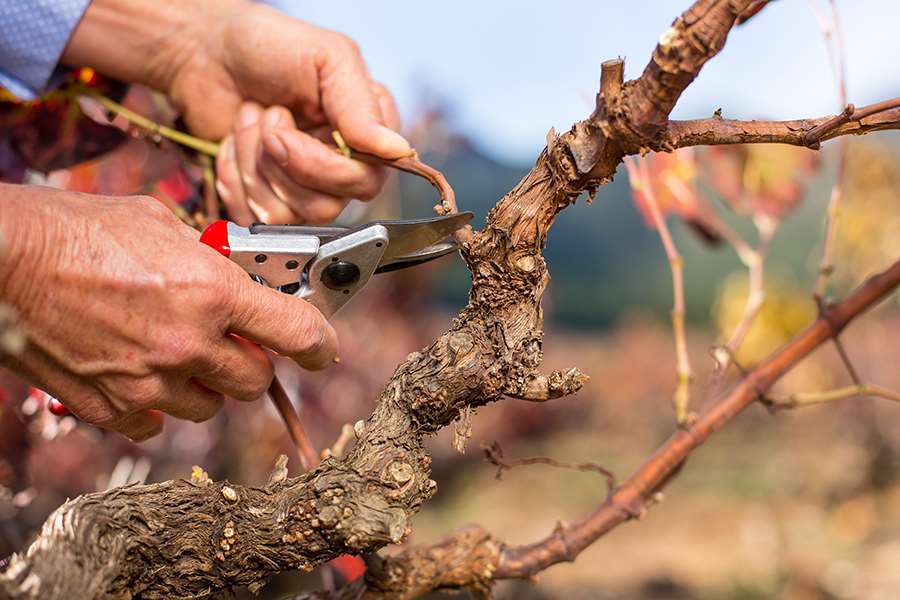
[395,113,863,329]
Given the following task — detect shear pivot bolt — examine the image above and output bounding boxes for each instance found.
[321,261,360,290]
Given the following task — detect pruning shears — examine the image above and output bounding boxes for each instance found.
[196,210,472,469]
[199,211,473,316]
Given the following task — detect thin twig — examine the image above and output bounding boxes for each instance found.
[849,98,900,121]
[804,0,844,99]
[815,296,863,385]
[660,164,771,375]
[798,100,900,148]
[198,154,219,226]
[772,383,900,409]
[482,441,616,494]
[812,0,849,299]
[714,219,775,373]
[832,335,861,384]
[625,157,692,424]
[269,381,348,592]
[267,377,318,472]
[815,168,845,296]
[76,85,220,157]
[807,0,865,387]
[268,376,343,590]
[350,149,472,244]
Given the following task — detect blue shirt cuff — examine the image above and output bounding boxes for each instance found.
[0,0,93,99]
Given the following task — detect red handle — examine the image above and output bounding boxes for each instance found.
[199,220,231,257]
[28,387,71,416]
[48,398,70,416]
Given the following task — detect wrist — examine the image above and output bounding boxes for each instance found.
[62,0,249,93]
[0,185,63,313]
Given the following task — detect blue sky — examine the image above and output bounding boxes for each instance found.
[273,1,899,163]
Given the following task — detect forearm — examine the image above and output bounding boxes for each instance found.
[60,0,246,93]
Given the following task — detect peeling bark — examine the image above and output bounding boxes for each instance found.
[291,526,502,600]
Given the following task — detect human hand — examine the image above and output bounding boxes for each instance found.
[64,0,409,225]
[0,184,337,440]
[192,5,408,226]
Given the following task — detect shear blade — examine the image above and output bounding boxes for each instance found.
[374,240,461,274]
[247,211,473,272]
[374,212,472,271]
[377,211,472,262]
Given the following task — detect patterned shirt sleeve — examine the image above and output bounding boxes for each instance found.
[0,0,93,99]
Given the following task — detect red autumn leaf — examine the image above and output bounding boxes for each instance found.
[156,168,197,204]
[329,554,366,583]
[0,70,129,176]
[704,145,819,220]
[626,149,724,244]
[0,138,26,183]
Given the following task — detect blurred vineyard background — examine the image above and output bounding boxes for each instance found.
[3,77,900,600]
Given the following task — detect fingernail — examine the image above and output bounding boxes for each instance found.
[375,125,411,158]
[246,198,271,223]
[215,180,230,201]
[238,104,260,128]
[263,108,282,131]
[221,136,235,159]
[263,133,288,164]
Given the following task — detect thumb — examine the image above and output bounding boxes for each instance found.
[227,277,338,370]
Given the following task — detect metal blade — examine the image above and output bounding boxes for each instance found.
[248,213,473,254]
[375,212,473,265]
[373,240,460,274]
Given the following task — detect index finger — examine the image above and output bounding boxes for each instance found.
[318,37,410,159]
[227,276,337,370]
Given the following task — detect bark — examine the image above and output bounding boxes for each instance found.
[3,1,900,598]
[291,526,502,600]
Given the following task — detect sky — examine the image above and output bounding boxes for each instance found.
[272,1,900,164]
